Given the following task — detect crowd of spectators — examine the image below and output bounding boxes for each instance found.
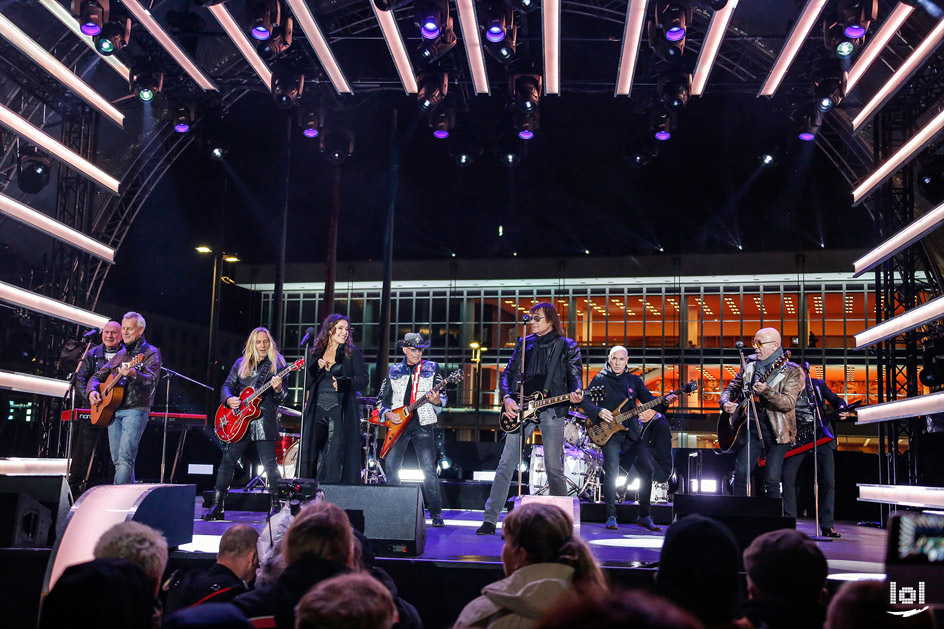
[38,502,939,629]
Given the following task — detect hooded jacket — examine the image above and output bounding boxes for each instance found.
[453,562,576,628]
[581,365,664,442]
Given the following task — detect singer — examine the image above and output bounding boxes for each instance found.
[477,302,584,535]
[299,314,368,484]
[720,327,802,498]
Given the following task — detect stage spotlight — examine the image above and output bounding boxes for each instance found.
[430,107,455,139]
[920,337,944,387]
[839,0,876,40]
[814,76,844,112]
[16,147,51,194]
[129,63,163,102]
[170,102,195,133]
[246,0,280,40]
[449,128,483,167]
[271,67,304,108]
[660,73,691,110]
[298,106,324,138]
[94,16,130,55]
[418,17,457,63]
[513,74,541,114]
[415,0,448,40]
[508,0,536,13]
[483,2,512,42]
[648,1,692,60]
[319,127,355,165]
[257,15,293,61]
[625,134,658,168]
[417,72,448,112]
[916,156,944,202]
[647,101,675,141]
[72,0,108,37]
[760,153,775,166]
[484,22,516,63]
[514,109,539,140]
[497,132,525,166]
[795,106,822,141]
[210,146,226,160]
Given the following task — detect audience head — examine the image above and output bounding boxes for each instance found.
[40,558,157,629]
[534,588,703,629]
[825,580,889,629]
[283,502,353,567]
[93,521,168,593]
[500,502,606,589]
[743,529,827,602]
[163,603,253,629]
[656,514,742,625]
[295,573,397,629]
[217,524,260,582]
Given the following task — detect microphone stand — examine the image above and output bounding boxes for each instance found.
[515,319,529,498]
[159,366,213,483]
[298,331,315,480]
[62,338,94,482]
[804,367,831,542]
[736,344,763,498]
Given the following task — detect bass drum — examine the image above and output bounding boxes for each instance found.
[528,445,588,496]
[281,441,299,478]
[563,415,587,447]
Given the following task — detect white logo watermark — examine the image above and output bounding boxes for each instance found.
[889,581,926,605]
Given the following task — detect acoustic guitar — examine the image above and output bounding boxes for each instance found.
[586,380,697,447]
[715,351,791,452]
[499,386,604,433]
[89,354,146,426]
[377,369,463,459]
[214,358,305,443]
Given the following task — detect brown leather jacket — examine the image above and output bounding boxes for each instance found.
[719,357,803,445]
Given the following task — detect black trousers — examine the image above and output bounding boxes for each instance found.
[300,404,344,483]
[214,438,280,491]
[384,419,442,515]
[733,416,788,498]
[782,444,836,529]
[69,420,112,491]
[603,432,654,519]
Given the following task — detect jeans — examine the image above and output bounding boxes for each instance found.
[108,408,149,485]
[484,409,566,524]
[384,419,442,515]
[214,438,281,491]
[782,443,835,528]
[733,415,788,499]
[300,405,344,483]
[602,433,654,519]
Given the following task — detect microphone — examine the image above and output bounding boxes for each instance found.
[82,328,99,339]
[299,327,316,346]
[734,341,744,349]
[522,314,532,322]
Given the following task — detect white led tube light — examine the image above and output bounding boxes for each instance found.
[456,0,489,94]
[0,192,115,262]
[692,0,739,96]
[0,369,70,398]
[208,3,272,90]
[371,4,417,94]
[615,0,648,97]
[543,0,561,94]
[845,2,914,95]
[37,0,130,81]
[856,391,944,425]
[853,201,944,276]
[0,279,110,329]
[0,13,124,127]
[758,0,828,97]
[855,294,944,348]
[285,0,352,94]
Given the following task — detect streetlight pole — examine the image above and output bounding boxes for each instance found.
[470,342,486,440]
[197,247,238,414]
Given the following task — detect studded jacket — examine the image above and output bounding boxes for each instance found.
[377,358,445,426]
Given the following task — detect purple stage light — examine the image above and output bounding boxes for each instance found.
[486,26,506,43]
[665,26,685,41]
[81,22,101,36]
[251,26,271,40]
[654,130,671,141]
[798,132,816,141]
[303,128,319,138]
[844,24,865,39]
[174,123,190,133]
[421,21,440,39]
[433,129,449,139]
[518,130,533,140]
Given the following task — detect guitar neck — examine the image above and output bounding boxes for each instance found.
[247,363,293,402]
[533,388,593,410]
[614,393,670,423]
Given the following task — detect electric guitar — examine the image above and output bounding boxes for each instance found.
[214,358,305,443]
[499,386,604,433]
[89,354,146,427]
[763,399,862,465]
[715,351,792,452]
[378,370,463,459]
[586,380,697,447]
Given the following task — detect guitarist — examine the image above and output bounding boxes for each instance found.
[781,367,849,538]
[377,332,446,528]
[720,327,803,499]
[204,327,286,521]
[581,346,674,531]
[477,302,583,536]
[87,312,162,485]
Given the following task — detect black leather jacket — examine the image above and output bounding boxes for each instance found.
[75,343,122,405]
[499,332,582,416]
[221,357,288,441]
[88,337,162,410]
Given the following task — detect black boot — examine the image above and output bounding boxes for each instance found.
[268,491,282,517]
[202,489,226,521]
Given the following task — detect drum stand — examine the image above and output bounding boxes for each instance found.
[362,403,387,485]
[577,446,605,503]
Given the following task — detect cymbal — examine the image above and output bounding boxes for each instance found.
[278,406,302,418]
[359,396,378,406]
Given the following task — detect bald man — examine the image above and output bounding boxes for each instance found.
[720,328,803,499]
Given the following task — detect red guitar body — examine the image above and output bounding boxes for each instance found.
[214,387,262,443]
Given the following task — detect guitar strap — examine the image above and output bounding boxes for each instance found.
[252,359,271,391]
[541,337,565,397]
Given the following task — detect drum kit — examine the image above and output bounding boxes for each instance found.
[529,410,606,502]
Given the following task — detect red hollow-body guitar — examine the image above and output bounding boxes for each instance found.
[375,370,463,459]
[214,358,305,443]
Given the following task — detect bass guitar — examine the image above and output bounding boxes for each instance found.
[214,358,305,443]
[378,369,463,459]
[715,351,791,452]
[586,380,697,447]
[499,386,604,433]
[760,400,862,465]
[89,354,146,427]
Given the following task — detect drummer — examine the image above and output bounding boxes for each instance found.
[581,346,674,531]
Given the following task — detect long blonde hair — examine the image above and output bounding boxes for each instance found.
[238,327,286,379]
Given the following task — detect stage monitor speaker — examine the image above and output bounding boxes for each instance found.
[0,492,52,548]
[321,485,426,557]
[0,474,71,545]
[673,494,795,552]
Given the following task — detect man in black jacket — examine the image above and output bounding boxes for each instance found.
[88,312,162,484]
[477,302,583,535]
[70,320,121,492]
[582,346,673,531]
